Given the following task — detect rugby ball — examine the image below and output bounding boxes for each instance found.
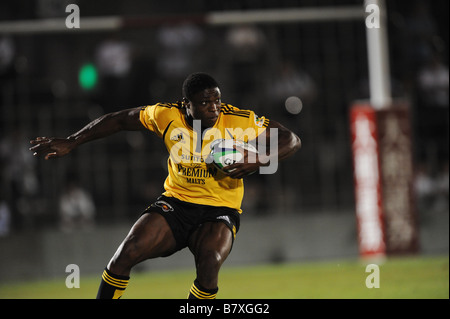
[209,139,258,171]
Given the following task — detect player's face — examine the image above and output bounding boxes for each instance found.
[186,87,221,128]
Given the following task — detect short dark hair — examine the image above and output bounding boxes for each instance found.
[182,72,219,101]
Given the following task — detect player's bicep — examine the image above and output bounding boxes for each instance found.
[252,120,298,150]
[248,119,275,148]
[119,107,147,131]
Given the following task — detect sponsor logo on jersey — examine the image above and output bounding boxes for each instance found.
[170,132,185,143]
[254,114,266,128]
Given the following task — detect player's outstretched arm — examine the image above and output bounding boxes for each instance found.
[29,107,144,160]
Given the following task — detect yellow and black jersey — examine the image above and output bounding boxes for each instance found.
[139,102,269,212]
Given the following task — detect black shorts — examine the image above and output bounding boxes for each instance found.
[142,195,241,252]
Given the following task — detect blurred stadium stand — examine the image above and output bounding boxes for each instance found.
[0,0,448,279]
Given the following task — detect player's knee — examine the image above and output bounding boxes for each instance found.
[197,250,223,274]
[123,234,147,261]
[109,235,143,272]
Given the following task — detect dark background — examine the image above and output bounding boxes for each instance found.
[0,0,448,233]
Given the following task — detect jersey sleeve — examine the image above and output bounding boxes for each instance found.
[248,111,269,141]
[140,105,156,131]
[251,111,270,130]
[220,104,270,142]
[139,104,165,138]
[240,110,270,142]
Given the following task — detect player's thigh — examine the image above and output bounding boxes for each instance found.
[189,221,233,265]
[116,212,177,262]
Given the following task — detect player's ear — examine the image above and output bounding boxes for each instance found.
[182,97,190,109]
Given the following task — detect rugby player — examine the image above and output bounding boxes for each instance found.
[29,72,301,299]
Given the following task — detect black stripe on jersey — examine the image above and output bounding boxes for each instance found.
[222,103,249,112]
[220,105,251,118]
[158,101,183,109]
[222,104,251,116]
[162,120,175,141]
[222,109,251,116]
[220,110,251,119]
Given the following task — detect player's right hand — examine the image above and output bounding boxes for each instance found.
[29,137,75,160]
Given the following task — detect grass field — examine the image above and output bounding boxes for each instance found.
[0,255,448,299]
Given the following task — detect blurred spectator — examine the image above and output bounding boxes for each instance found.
[434,162,449,213]
[0,129,39,230]
[417,54,449,109]
[156,23,203,78]
[95,36,134,110]
[0,36,16,114]
[0,36,15,76]
[0,198,11,237]
[416,53,449,163]
[155,23,204,100]
[226,24,265,63]
[414,163,436,212]
[267,61,317,108]
[414,162,449,214]
[403,0,438,71]
[96,37,132,78]
[225,24,267,105]
[59,179,96,232]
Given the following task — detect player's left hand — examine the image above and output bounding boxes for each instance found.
[224,149,262,179]
[224,162,259,179]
